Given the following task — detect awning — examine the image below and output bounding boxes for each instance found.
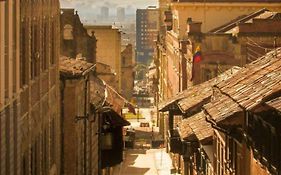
[103,110,130,126]
[90,76,132,126]
[179,112,213,145]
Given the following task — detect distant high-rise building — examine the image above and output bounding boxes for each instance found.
[136,6,159,65]
[117,7,125,22]
[101,6,109,20]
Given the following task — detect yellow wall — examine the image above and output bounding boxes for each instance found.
[171,3,281,36]
[86,26,122,92]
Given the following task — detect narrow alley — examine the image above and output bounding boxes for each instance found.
[1,0,281,175]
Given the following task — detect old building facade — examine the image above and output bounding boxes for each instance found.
[86,25,122,92]
[185,9,281,85]
[60,9,97,64]
[156,0,281,101]
[160,48,281,175]
[0,1,21,174]
[0,0,61,174]
[20,1,61,174]
[121,44,135,101]
[95,62,119,90]
[59,57,98,175]
[156,1,281,174]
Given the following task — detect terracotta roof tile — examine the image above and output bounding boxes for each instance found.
[177,66,240,113]
[159,67,240,112]
[90,76,106,109]
[158,91,186,112]
[204,94,242,122]
[59,56,94,77]
[179,112,213,144]
[90,77,131,126]
[90,77,129,115]
[204,48,281,122]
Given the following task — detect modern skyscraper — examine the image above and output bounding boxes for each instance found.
[136,6,159,65]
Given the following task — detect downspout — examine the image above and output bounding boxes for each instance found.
[60,77,66,175]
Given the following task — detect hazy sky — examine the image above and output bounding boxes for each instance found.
[60,0,158,16]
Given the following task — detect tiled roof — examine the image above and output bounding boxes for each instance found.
[159,66,240,112]
[105,83,127,115]
[203,93,243,122]
[204,48,281,122]
[178,66,241,113]
[266,96,281,112]
[216,48,281,110]
[90,77,131,126]
[90,77,130,115]
[90,76,106,109]
[179,112,213,144]
[59,56,94,77]
[158,91,186,112]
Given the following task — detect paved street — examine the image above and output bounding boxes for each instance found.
[117,107,175,175]
[117,148,173,175]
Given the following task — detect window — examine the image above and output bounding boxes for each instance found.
[20,20,27,87]
[42,129,48,175]
[31,139,39,175]
[122,57,126,65]
[50,118,56,166]
[41,21,48,70]
[22,151,29,175]
[63,24,73,40]
[214,133,225,175]
[226,137,238,173]
[50,21,56,65]
[203,68,212,82]
[31,23,39,79]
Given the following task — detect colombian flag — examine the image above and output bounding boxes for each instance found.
[191,46,202,81]
[193,46,202,63]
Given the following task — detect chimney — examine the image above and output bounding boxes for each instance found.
[164,10,173,31]
[187,18,202,34]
